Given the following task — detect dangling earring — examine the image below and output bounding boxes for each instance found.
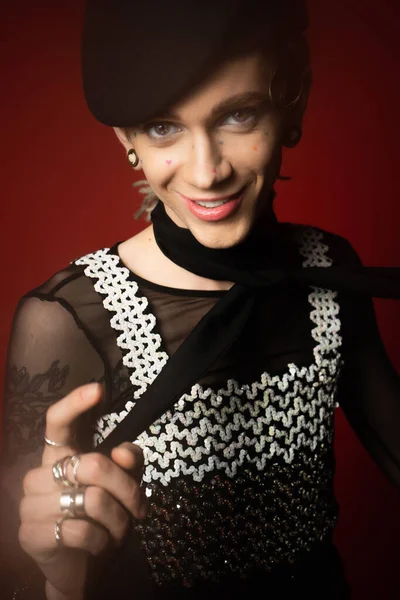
[284,126,302,148]
[127,148,140,168]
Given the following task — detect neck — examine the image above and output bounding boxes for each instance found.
[119,225,235,292]
[150,187,285,285]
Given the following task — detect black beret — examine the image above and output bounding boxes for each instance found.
[81,0,309,127]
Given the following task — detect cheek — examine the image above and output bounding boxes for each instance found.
[140,132,280,183]
[252,130,282,170]
[225,137,277,172]
[140,153,178,188]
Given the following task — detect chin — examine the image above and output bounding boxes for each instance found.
[188,218,254,250]
[163,192,260,249]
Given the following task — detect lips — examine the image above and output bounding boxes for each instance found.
[179,186,247,222]
[182,185,246,203]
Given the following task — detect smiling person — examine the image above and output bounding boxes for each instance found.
[1,1,400,599]
[114,53,291,287]
[117,62,286,252]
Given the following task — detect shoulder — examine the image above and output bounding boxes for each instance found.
[15,245,116,326]
[311,225,363,267]
[280,221,364,268]
[10,245,116,355]
[23,244,113,299]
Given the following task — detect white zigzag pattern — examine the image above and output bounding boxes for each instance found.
[74,227,343,485]
[74,249,168,402]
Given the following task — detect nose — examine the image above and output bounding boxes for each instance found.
[184,133,232,189]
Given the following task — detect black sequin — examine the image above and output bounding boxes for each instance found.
[135,445,338,588]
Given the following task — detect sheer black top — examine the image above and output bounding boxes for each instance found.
[2,222,400,599]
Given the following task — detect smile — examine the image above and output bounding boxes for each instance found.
[178,185,248,223]
[181,186,246,203]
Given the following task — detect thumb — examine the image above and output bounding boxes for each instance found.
[111,441,144,479]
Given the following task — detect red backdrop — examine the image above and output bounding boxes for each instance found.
[1,2,399,597]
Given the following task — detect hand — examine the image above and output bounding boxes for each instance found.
[18,383,148,599]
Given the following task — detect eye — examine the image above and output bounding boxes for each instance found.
[142,107,260,139]
[145,123,181,139]
[222,108,258,126]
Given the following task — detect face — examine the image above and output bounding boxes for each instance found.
[115,53,286,249]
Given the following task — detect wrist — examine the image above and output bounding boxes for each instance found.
[45,580,84,600]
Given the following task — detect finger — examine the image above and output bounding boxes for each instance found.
[42,383,102,466]
[24,452,143,497]
[20,491,61,523]
[23,464,84,496]
[19,518,109,559]
[66,452,148,520]
[20,488,130,545]
[110,442,144,478]
[23,466,58,496]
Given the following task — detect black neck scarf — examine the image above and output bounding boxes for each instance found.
[98,190,400,453]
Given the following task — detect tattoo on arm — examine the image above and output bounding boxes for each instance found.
[3,359,129,465]
[3,360,69,464]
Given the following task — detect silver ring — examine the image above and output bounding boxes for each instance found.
[52,457,74,488]
[69,455,81,486]
[45,435,72,448]
[60,487,87,519]
[74,488,87,518]
[60,490,77,518]
[52,460,65,486]
[54,516,68,547]
[61,456,76,488]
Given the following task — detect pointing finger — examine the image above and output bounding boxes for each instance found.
[42,383,102,466]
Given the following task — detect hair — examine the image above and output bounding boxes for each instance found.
[221,19,313,129]
[131,21,312,221]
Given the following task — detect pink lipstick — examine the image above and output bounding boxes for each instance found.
[179,186,246,222]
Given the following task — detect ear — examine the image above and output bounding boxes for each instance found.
[281,112,305,148]
[283,128,302,148]
[282,121,303,149]
[113,127,142,171]
[113,127,132,152]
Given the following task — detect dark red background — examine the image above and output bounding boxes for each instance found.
[1,1,399,597]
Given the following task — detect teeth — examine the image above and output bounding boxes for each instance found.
[195,199,231,208]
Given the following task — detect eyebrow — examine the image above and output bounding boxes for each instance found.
[149,91,269,122]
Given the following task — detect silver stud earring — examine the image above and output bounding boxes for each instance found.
[127,148,140,168]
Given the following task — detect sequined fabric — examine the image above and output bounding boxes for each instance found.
[135,444,338,587]
[75,225,344,588]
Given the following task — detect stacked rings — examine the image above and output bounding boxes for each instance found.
[52,455,81,488]
[52,456,75,487]
[70,456,81,486]
[51,453,88,547]
[45,429,88,549]
[52,454,87,517]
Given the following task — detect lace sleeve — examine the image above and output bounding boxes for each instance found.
[334,238,400,489]
[1,294,106,598]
